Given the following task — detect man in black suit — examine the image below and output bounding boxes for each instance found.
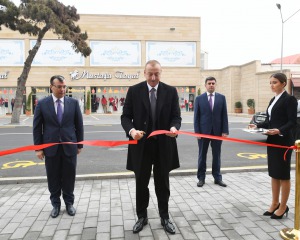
[33,75,83,218]
[121,60,181,234]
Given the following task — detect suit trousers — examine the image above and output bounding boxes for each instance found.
[197,136,223,181]
[135,138,170,219]
[45,145,77,207]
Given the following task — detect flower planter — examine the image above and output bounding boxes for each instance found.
[25,110,31,116]
[234,108,242,113]
[248,108,255,115]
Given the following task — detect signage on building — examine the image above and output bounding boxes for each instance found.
[0,71,9,79]
[69,70,140,80]
[36,88,47,93]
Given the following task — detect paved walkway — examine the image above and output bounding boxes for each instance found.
[1,113,296,239]
[0,171,296,240]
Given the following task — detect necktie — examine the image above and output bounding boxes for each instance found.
[209,94,213,111]
[56,99,63,123]
[150,88,156,129]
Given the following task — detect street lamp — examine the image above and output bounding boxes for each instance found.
[276,3,300,72]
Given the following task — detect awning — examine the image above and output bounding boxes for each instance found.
[291,78,300,87]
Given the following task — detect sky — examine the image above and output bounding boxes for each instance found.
[10,0,300,69]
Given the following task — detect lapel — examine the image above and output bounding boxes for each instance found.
[212,93,218,112]
[141,82,151,113]
[61,96,68,124]
[46,96,58,122]
[156,83,166,118]
[271,91,287,114]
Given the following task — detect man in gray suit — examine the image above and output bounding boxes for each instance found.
[194,76,229,188]
[33,75,83,218]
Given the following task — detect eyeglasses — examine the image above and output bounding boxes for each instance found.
[52,85,67,89]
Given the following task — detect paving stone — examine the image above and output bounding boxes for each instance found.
[96,232,110,240]
[81,227,97,240]
[52,229,68,240]
[0,234,12,240]
[69,222,84,235]
[111,226,124,238]
[1,222,20,234]
[9,226,30,239]
[66,235,82,240]
[23,231,40,240]
[84,217,98,228]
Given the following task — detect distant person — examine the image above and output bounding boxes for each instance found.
[33,75,84,218]
[121,60,181,235]
[194,76,229,188]
[11,98,15,112]
[249,73,297,219]
[185,99,188,112]
[101,95,108,113]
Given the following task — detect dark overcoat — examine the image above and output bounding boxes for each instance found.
[121,81,181,176]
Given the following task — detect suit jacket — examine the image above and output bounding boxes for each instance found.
[121,81,182,176]
[33,96,84,157]
[194,92,229,136]
[257,91,297,146]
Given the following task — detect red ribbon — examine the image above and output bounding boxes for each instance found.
[0,130,297,160]
[0,140,137,157]
[148,130,296,160]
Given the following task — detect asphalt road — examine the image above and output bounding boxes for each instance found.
[1,121,295,178]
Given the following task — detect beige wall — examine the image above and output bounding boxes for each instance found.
[202,61,292,113]
[0,14,292,115]
[0,14,201,89]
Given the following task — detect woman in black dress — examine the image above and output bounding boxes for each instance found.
[249,73,297,219]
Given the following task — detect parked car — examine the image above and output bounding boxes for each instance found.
[250,111,267,125]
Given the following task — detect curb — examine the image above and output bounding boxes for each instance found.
[0,165,276,185]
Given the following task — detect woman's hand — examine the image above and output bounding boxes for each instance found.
[264,128,280,135]
[248,124,257,129]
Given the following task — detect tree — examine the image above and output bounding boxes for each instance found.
[0,0,92,123]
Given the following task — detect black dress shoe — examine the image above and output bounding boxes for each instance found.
[161,218,176,234]
[197,180,205,187]
[66,205,76,216]
[133,217,148,233]
[214,180,227,187]
[50,206,60,218]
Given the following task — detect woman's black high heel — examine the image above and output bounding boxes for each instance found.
[271,206,289,219]
[263,203,280,216]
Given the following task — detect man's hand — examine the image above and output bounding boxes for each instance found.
[36,150,44,160]
[222,133,228,137]
[77,148,82,154]
[166,127,178,137]
[131,129,145,140]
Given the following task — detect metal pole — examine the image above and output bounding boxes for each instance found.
[280,140,300,239]
[280,21,283,72]
[276,4,300,72]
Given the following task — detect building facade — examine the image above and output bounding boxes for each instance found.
[0,14,297,116]
[0,14,201,115]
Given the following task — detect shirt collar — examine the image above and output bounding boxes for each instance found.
[52,94,64,103]
[207,92,215,96]
[147,83,159,92]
